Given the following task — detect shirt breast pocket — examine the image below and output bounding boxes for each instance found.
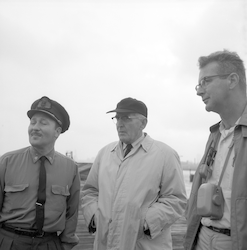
[51,185,70,212]
[4,184,29,211]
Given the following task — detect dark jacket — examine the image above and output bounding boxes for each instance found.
[184,105,247,250]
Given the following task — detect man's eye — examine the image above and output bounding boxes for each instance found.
[121,116,129,121]
[41,120,48,125]
[205,78,212,83]
[30,118,37,124]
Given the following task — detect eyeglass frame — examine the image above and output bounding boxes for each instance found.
[111,115,141,124]
[195,73,232,91]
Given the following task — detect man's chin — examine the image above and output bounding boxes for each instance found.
[119,136,128,144]
[205,104,212,112]
[29,139,42,147]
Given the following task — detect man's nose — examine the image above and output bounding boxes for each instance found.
[196,87,204,96]
[31,123,40,130]
[117,120,124,127]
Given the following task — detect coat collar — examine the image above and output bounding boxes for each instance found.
[110,133,154,153]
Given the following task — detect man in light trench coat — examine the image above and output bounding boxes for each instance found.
[81,97,187,250]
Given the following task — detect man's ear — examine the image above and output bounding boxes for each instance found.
[141,118,148,130]
[55,126,62,138]
[228,73,239,89]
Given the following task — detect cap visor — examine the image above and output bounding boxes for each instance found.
[106,108,135,114]
[27,109,62,126]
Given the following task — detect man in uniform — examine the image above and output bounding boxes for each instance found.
[0,96,80,250]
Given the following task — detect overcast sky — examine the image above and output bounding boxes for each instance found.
[0,0,246,163]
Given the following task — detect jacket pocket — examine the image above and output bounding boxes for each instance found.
[51,185,70,212]
[137,205,149,240]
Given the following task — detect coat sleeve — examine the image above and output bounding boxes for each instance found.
[81,154,100,228]
[145,150,187,239]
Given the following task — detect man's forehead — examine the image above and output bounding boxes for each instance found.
[200,62,219,72]
[199,62,219,77]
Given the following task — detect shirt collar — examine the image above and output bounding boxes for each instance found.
[122,133,145,150]
[29,146,55,164]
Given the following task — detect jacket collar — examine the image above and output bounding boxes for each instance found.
[210,121,221,133]
[238,104,247,127]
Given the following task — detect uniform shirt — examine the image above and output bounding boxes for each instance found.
[0,146,80,247]
[202,120,237,229]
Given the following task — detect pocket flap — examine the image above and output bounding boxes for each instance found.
[51,185,70,196]
[5,184,29,192]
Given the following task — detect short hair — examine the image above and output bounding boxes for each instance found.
[130,113,147,128]
[198,50,246,87]
[131,113,147,121]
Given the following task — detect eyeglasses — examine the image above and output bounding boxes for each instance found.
[112,115,137,124]
[195,73,231,91]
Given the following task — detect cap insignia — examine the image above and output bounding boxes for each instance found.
[37,97,51,109]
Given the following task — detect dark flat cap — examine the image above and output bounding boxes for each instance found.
[27,96,70,133]
[107,97,147,117]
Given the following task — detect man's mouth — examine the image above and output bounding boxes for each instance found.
[31,133,42,137]
[118,131,126,135]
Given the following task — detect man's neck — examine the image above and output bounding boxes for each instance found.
[220,99,247,129]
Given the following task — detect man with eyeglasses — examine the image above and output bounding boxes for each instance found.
[0,96,80,250]
[81,97,187,250]
[184,50,247,250]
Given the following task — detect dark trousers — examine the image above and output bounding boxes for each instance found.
[0,228,64,250]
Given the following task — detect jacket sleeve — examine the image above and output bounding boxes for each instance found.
[184,130,218,250]
[145,150,187,239]
[81,154,100,228]
[185,131,216,221]
[59,164,80,248]
[0,156,5,213]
